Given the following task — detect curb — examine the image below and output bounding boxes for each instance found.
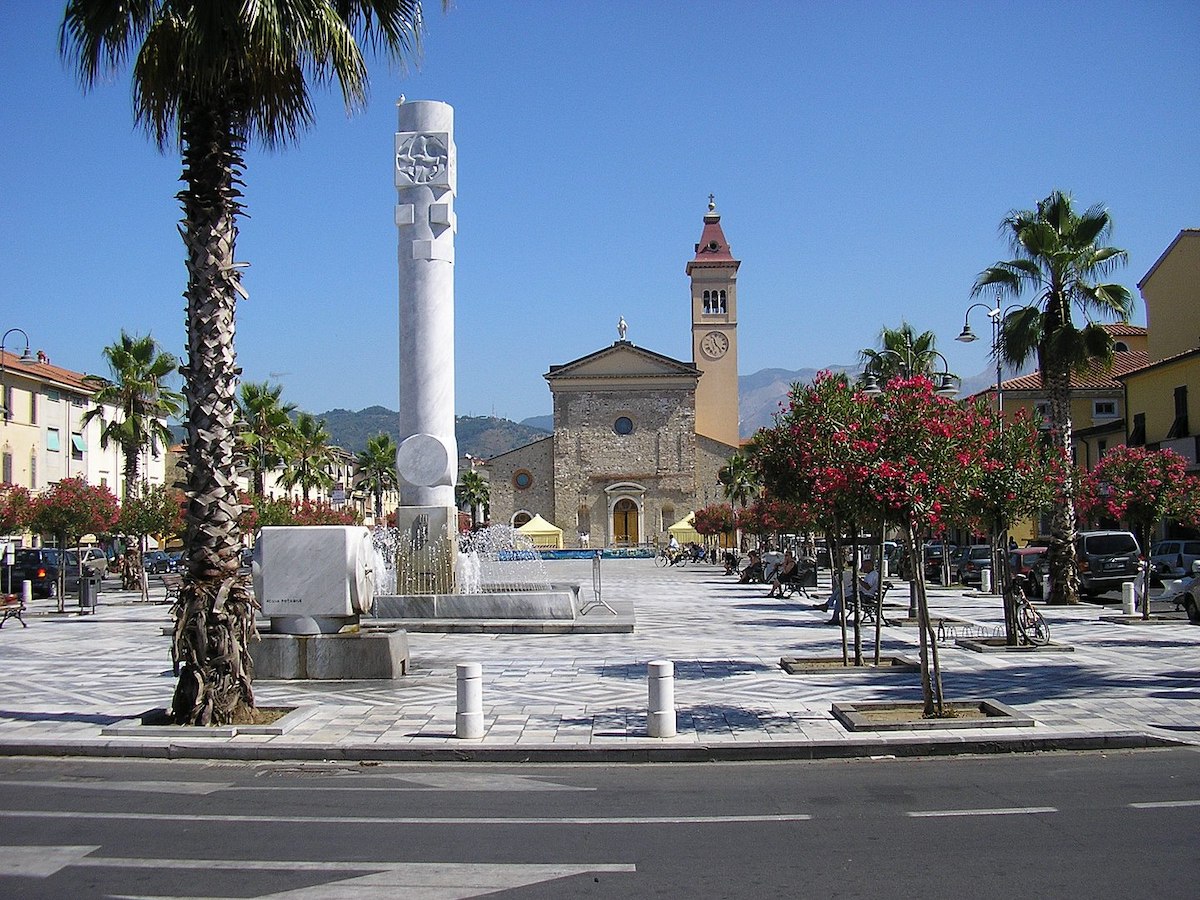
[0,731,1182,764]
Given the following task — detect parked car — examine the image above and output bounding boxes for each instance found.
[142,550,177,575]
[8,548,84,599]
[76,546,110,578]
[956,544,994,586]
[1009,546,1048,597]
[1075,530,1141,597]
[923,542,957,584]
[1150,540,1200,578]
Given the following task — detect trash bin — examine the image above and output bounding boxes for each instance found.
[78,575,100,613]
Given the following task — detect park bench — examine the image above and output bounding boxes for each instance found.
[845,580,894,626]
[0,593,26,629]
[159,573,183,601]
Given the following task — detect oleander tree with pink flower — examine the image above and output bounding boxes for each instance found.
[953,405,1063,643]
[1077,446,1200,619]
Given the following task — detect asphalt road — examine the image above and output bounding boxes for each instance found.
[0,749,1197,898]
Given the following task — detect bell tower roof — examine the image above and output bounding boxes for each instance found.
[687,194,739,272]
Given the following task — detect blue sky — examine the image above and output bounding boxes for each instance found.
[2,1,1197,424]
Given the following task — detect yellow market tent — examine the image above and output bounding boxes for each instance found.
[667,512,702,545]
[517,513,564,549]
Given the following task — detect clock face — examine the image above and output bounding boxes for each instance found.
[701,331,729,359]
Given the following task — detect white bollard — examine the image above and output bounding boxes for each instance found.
[1042,575,1050,599]
[981,569,992,594]
[647,660,677,738]
[455,662,484,739]
[22,580,32,605]
[1121,582,1136,616]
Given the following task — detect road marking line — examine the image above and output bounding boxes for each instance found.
[907,807,1057,818]
[0,780,230,796]
[0,809,810,825]
[1129,799,1200,809]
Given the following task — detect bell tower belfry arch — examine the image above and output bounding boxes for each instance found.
[688,196,740,447]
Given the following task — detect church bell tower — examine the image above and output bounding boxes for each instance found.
[688,196,740,447]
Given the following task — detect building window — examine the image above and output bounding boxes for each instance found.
[1166,386,1189,439]
[702,290,711,314]
[71,432,85,460]
[718,290,727,313]
[1128,412,1146,447]
[614,416,634,435]
[1,385,11,421]
[1097,439,1107,458]
[513,469,533,490]
[1093,400,1117,419]
[47,428,61,452]
[46,389,60,403]
[1112,341,1128,352]
[1,451,11,483]
[29,450,36,489]
[1034,402,1051,429]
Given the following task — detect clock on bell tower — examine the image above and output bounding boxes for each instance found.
[688,196,740,448]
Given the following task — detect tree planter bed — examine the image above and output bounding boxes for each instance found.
[780,656,920,674]
[831,699,1034,732]
[955,637,1074,653]
[101,705,315,737]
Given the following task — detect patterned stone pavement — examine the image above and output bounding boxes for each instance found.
[1,558,1197,759]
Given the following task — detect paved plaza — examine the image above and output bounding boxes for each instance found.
[1,558,1197,761]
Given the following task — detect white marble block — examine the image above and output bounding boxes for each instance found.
[253,526,376,634]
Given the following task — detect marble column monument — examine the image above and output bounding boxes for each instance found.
[393,99,459,592]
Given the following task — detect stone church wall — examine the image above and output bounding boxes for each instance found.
[483,436,554,528]
[552,387,697,547]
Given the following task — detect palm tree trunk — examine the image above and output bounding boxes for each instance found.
[1043,363,1081,605]
[170,105,257,727]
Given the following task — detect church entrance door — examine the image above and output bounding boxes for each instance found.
[613,498,639,546]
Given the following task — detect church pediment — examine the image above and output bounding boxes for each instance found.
[546,341,700,383]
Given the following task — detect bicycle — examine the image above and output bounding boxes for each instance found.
[1009,577,1050,646]
[654,548,686,568]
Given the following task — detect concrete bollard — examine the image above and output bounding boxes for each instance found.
[22,580,32,605]
[455,662,484,739]
[1042,575,1050,599]
[981,569,992,594]
[1121,582,1136,616]
[647,659,676,738]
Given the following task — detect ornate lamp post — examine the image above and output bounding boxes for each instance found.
[860,346,959,396]
[0,328,37,422]
[956,301,1005,416]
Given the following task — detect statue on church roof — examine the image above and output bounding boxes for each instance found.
[618,316,628,341]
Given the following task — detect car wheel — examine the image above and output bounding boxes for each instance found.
[1185,594,1200,626]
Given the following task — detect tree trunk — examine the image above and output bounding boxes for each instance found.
[1042,361,1080,605]
[170,104,257,727]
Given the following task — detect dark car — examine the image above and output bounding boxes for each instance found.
[956,544,993,586]
[142,550,177,575]
[1076,530,1141,597]
[8,548,84,599]
[1009,546,1048,597]
[923,542,957,584]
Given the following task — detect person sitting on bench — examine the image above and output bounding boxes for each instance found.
[765,550,799,598]
[738,550,765,584]
[826,558,878,624]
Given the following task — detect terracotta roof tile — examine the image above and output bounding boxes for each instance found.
[982,350,1150,394]
[0,348,98,394]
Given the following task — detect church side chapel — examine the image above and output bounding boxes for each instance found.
[485,199,742,548]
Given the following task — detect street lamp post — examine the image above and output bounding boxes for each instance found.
[957,302,1020,636]
[0,328,37,423]
[956,302,1005,416]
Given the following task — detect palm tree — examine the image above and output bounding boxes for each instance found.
[973,190,1132,605]
[859,322,941,383]
[82,331,183,589]
[455,469,490,529]
[60,1,431,725]
[83,331,182,493]
[236,381,297,498]
[356,433,399,520]
[279,412,335,503]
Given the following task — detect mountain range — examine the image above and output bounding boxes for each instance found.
[310,363,1008,458]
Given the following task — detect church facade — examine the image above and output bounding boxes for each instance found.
[484,200,743,547]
